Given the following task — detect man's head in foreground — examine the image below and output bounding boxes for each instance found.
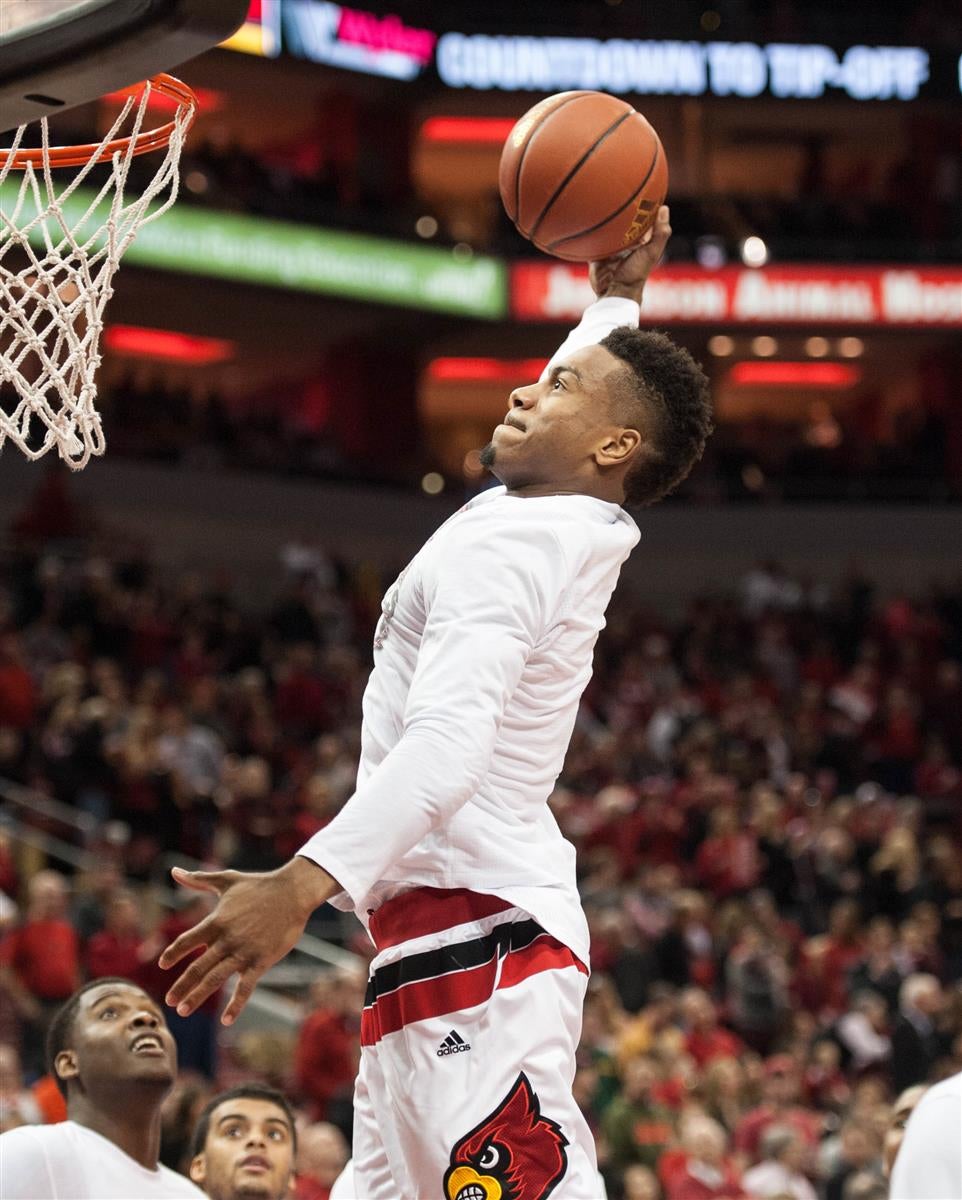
[189,1085,297,1200]
[46,977,177,1105]
[480,326,712,509]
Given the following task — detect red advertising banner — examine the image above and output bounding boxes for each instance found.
[511,262,962,328]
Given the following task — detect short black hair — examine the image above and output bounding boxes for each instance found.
[46,977,138,1097]
[600,326,713,508]
[189,1084,298,1160]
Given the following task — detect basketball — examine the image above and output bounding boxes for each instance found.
[499,91,668,263]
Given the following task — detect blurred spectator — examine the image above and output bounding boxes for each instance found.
[294,969,364,1131]
[680,988,743,1067]
[734,1057,822,1163]
[0,1043,43,1131]
[72,862,124,945]
[725,925,790,1054]
[823,1120,882,1200]
[602,1056,675,1177]
[742,1124,817,1200]
[664,1115,744,1200]
[891,974,945,1091]
[85,889,145,981]
[833,991,891,1073]
[293,1122,350,1200]
[0,871,80,1078]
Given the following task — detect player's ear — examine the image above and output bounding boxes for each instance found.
[54,1049,78,1087]
[595,425,642,468]
[189,1154,207,1186]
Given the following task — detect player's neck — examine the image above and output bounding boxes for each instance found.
[69,1095,164,1170]
[506,479,625,504]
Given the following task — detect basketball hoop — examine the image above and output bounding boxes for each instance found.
[0,74,197,469]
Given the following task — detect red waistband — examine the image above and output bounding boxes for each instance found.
[368,887,513,952]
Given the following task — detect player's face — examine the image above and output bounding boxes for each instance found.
[481,343,644,494]
[190,1098,296,1200]
[62,982,176,1092]
[883,1086,926,1175]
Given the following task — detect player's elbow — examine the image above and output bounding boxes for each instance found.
[401,717,495,817]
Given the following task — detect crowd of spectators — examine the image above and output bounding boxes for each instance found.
[1,532,961,1199]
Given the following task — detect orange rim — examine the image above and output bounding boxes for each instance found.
[2,74,197,170]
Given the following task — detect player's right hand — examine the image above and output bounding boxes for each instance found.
[158,856,338,1024]
[589,204,671,303]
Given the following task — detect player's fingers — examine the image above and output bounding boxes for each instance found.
[157,915,216,970]
[221,965,263,1026]
[170,866,233,894]
[167,946,241,1016]
[646,214,672,258]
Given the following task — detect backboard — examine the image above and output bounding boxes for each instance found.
[0,0,249,132]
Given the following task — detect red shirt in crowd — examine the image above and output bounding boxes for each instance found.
[734,1104,822,1160]
[685,1026,744,1068]
[0,660,36,730]
[0,919,80,1000]
[295,1008,357,1120]
[667,1166,746,1200]
[293,1178,332,1200]
[85,930,143,982]
[695,833,762,898]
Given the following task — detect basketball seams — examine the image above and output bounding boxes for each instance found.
[509,91,591,232]
[545,135,661,253]
[527,107,633,243]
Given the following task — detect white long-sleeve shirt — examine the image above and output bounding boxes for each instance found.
[298,297,641,964]
[0,1122,205,1199]
[889,1070,962,1200]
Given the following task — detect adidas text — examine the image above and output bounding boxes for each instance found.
[437,1030,471,1056]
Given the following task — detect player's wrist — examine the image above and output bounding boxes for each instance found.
[282,855,339,915]
[600,282,646,303]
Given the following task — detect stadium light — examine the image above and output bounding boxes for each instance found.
[740,236,769,267]
[730,362,861,387]
[105,325,235,365]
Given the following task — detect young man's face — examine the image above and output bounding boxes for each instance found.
[480,343,645,493]
[190,1098,295,1200]
[58,982,177,1095]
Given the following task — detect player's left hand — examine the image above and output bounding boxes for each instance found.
[158,857,338,1024]
[589,204,671,302]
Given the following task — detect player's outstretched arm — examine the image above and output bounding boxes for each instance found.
[159,856,339,1024]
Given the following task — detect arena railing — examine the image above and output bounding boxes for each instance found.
[0,777,363,1009]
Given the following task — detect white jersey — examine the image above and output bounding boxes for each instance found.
[0,1120,206,1199]
[889,1070,962,1200]
[299,297,641,964]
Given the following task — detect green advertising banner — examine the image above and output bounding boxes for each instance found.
[1,185,507,320]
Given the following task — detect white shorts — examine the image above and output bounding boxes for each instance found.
[348,887,602,1200]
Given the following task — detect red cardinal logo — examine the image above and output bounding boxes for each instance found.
[444,1073,568,1200]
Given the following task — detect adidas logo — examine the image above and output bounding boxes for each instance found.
[436,1030,471,1057]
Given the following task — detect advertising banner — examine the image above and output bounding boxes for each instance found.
[2,185,507,319]
[511,262,962,327]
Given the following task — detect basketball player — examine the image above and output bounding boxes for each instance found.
[882,1084,926,1177]
[888,1069,962,1199]
[188,1084,297,1200]
[161,205,713,1198]
[0,977,205,1197]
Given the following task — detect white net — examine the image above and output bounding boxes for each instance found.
[0,79,193,469]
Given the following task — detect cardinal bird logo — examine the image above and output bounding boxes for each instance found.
[443,1073,568,1200]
